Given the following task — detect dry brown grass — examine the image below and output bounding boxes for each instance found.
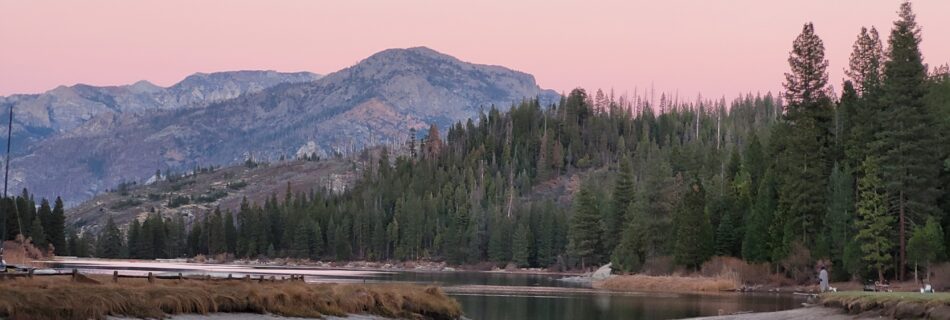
[700,256,773,286]
[593,274,737,293]
[0,275,461,320]
[3,237,50,267]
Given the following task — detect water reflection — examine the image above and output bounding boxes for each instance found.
[48,259,803,320]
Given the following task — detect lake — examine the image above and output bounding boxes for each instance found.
[48,259,804,320]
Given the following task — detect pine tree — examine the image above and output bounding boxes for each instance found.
[846,27,886,96]
[209,208,226,255]
[224,211,237,254]
[17,190,35,237]
[487,217,510,263]
[673,177,712,270]
[568,184,603,270]
[821,163,854,280]
[743,170,776,263]
[714,210,737,256]
[49,197,67,255]
[309,220,324,259]
[1,197,20,240]
[611,202,645,273]
[511,223,531,267]
[536,131,551,181]
[844,26,885,170]
[35,199,51,241]
[875,1,940,280]
[292,221,311,258]
[66,230,78,257]
[742,134,766,188]
[29,216,47,250]
[139,217,156,259]
[127,219,142,258]
[854,157,894,284]
[534,205,557,267]
[777,22,833,249]
[605,156,635,254]
[97,216,124,259]
[146,214,166,259]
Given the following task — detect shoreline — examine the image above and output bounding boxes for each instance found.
[48,256,587,277]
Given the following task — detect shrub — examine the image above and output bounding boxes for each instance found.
[109,198,143,210]
[194,189,228,203]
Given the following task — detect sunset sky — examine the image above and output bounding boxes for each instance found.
[1,0,948,100]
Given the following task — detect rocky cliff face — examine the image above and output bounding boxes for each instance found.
[7,47,558,205]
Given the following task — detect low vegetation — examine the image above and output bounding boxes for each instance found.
[821,292,950,319]
[0,276,462,320]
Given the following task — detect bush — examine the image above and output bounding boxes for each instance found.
[195,189,228,203]
[227,180,248,190]
[779,242,815,284]
[641,256,675,276]
[930,263,950,291]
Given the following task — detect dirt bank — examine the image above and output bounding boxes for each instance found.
[821,292,950,319]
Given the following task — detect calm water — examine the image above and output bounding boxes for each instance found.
[49,259,803,320]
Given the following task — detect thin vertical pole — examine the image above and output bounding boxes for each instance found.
[3,105,21,239]
[4,104,13,198]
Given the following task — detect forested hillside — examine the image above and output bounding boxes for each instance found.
[76,2,950,283]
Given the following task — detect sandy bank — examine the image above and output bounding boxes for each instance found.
[688,306,874,320]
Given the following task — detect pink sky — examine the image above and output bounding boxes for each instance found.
[1,0,949,100]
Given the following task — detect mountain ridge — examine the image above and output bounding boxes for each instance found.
[8,47,559,205]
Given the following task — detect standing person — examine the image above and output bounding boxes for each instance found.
[819,266,829,292]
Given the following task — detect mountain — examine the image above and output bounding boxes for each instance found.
[9,47,558,204]
[0,70,322,149]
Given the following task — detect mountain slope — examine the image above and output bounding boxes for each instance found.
[11,47,558,204]
[67,157,357,234]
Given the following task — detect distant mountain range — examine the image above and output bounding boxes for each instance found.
[2,47,558,204]
[1,71,322,148]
